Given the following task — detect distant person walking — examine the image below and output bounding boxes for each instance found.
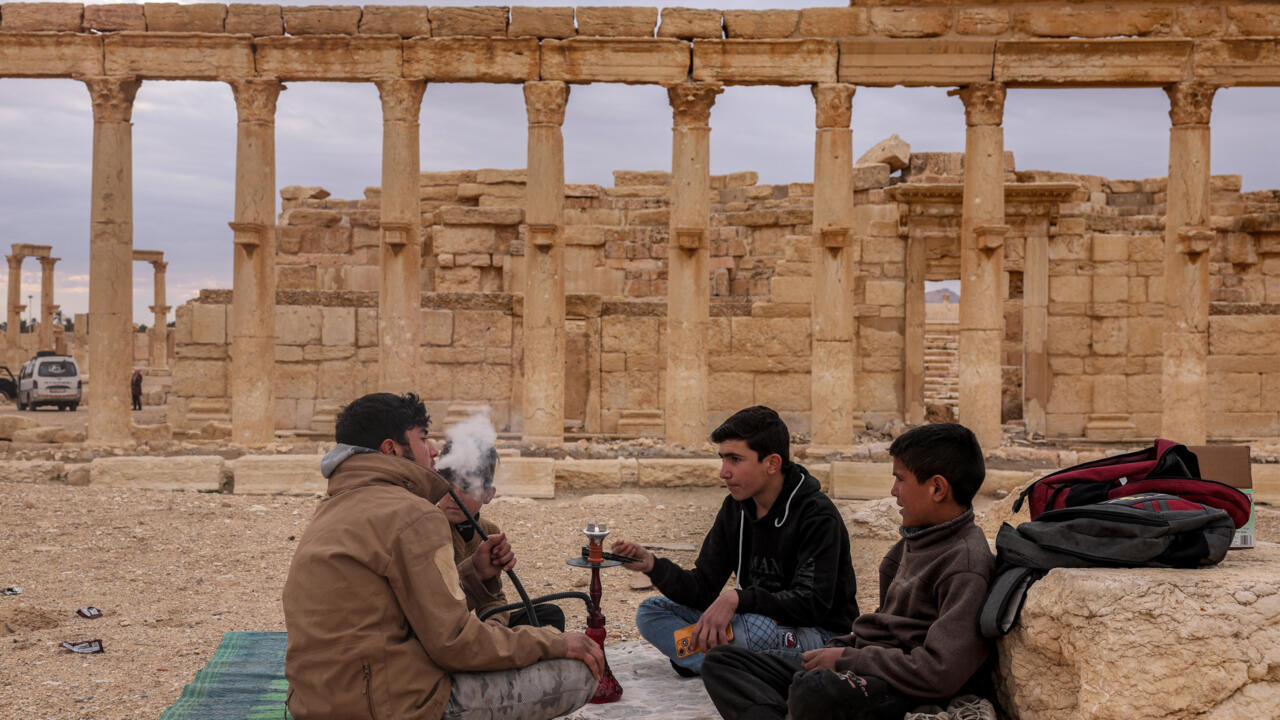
[130,369,143,411]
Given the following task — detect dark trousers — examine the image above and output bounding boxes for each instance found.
[701,646,914,720]
[508,603,566,632]
[131,393,142,410]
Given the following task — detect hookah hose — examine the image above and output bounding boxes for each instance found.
[444,486,591,628]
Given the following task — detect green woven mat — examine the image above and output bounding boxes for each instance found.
[158,631,292,720]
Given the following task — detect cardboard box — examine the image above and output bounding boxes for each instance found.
[1188,445,1253,549]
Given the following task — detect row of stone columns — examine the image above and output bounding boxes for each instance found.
[5,248,59,354]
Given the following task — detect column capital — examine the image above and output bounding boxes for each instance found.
[375,78,426,123]
[149,304,172,315]
[6,255,21,270]
[229,77,283,124]
[667,82,722,128]
[37,256,59,269]
[524,81,569,127]
[82,76,140,123]
[1166,82,1216,127]
[151,260,168,273]
[953,82,1006,127]
[812,83,856,129]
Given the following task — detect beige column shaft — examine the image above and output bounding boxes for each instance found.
[149,261,168,369]
[665,83,721,446]
[521,81,570,445]
[375,79,425,395]
[810,84,860,447]
[38,256,58,351]
[6,255,22,349]
[85,76,140,444]
[955,83,1007,451]
[1161,83,1216,444]
[904,231,926,424]
[229,79,282,445]
[1023,233,1049,436]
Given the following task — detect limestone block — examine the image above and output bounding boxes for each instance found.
[172,359,228,398]
[189,303,227,345]
[754,372,810,412]
[452,310,511,347]
[868,7,951,38]
[428,6,508,37]
[1047,316,1091,356]
[839,38,993,86]
[226,3,283,36]
[144,4,227,33]
[0,31,104,77]
[864,279,905,306]
[435,226,498,254]
[10,426,59,443]
[494,457,555,499]
[995,39,1190,85]
[956,8,1011,36]
[984,469,1036,496]
[797,7,868,38]
[452,363,512,402]
[1014,8,1173,38]
[0,414,38,440]
[576,6,657,37]
[276,363,318,400]
[321,307,356,347]
[832,462,893,500]
[1092,275,1129,304]
[421,309,454,346]
[636,458,722,488]
[508,6,574,39]
[851,162,891,190]
[85,4,146,32]
[254,35,401,81]
[857,372,901,412]
[857,135,909,171]
[1255,464,1280,506]
[1227,6,1280,36]
[232,454,326,495]
[723,10,798,39]
[359,5,429,37]
[730,317,809,356]
[998,547,1280,719]
[0,2,83,31]
[130,422,173,442]
[104,33,254,80]
[0,460,65,484]
[403,37,539,82]
[658,7,721,39]
[90,456,225,492]
[1210,316,1280,356]
[541,37,689,83]
[276,306,323,345]
[693,39,837,85]
[555,458,628,489]
[437,206,523,226]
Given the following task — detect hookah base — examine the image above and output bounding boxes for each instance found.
[590,671,623,704]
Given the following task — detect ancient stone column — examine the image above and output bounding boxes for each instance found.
[954,83,1008,451]
[6,254,24,352]
[85,76,140,445]
[37,256,58,351]
[810,84,861,449]
[521,81,570,445]
[229,78,282,445]
[1023,232,1049,436]
[1161,83,1216,444]
[665,83,721,446]
[148,260,169,369]
[904,230,926,425]
[375,79,426,396]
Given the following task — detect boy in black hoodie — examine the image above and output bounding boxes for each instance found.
[700,422,995,720]
[613,406,858,675]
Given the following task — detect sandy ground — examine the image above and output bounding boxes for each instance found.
[0,481,1273,720]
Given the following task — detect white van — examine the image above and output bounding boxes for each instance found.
[17,352,81,411]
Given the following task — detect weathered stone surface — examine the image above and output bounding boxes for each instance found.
[438,206,524,226]
[832,461,893,499]
[494,457,555,499]
[403,37,539,82]
[232,454,326,495]
[998,545,1280,720]
[636,458,722,487]
[11,426,61,443]
[0,414,39,440]
[0,31,104,77]
[857,134,910,171]
[797,7,868,38]
[723,10,798,39]
[1228,6,1280,36]
[541,37,689,84]
[359,5,430,37]
[868,7,952,38]
[428,6,507,38]
[555,457,629,489]
[995,39,1191,85]
[658,7,721,39]
[89,456,225,492]
[576,6,657,38]
[839,497,901,540]
[226,4,283,36]
[0,2,84,31]
[693,39,837,85]
[955,8,1011,36]
[84,3,146,32]
[254,35,402,81]
[144,3,227,33]
[851,162,892,191]
[840,39,994,86]
[508,6,574,39]
[0,460,65,484]
[105,33,254,80]
[130,422,173,442]
[1015,8,1174,38]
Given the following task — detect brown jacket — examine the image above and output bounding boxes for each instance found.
[449,517,512,623]
[283,451,567,720]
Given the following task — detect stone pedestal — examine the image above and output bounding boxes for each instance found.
[810,83,863,448]
[1161,83,1215,445]
[664,83,721,447]
[955,83,1007,452]
[37,256,58,351]
[85,76,140,446]
[228,78,282,445]
[521,81,569,446]
[376,78,426,396]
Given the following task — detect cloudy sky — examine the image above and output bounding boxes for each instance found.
[2,0,1279,323]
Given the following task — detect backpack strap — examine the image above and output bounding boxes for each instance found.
[980,565,1046,638]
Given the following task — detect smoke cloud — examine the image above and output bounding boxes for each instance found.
[435,409,499,495]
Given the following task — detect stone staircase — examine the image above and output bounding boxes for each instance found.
[923,323,959,414]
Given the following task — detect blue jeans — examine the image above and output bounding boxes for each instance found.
[635,595,839,673]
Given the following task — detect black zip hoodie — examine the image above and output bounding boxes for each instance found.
[646,462,859,633]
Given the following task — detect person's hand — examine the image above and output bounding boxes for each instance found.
[801,648,844,671]
[691,588,738,653]
[564,632,604,681]
[473,533,515,581]
[610,540,654,573]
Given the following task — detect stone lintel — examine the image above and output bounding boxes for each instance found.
[1194,39,1280,86]
[0,31,103,77]
[692,39,837,85]
[887,182,1080,204]
[104,31,251,80]
[10,243,52,258]
[995,39,1192,86]
[403,37,538,83]
[540,38,689,84]
[131,249,164,263]
[838,38,994,87]
[254,34,401,81]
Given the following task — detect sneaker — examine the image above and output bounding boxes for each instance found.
[669,658,699,678]
[946,695,996,720]
[903,705,950,720]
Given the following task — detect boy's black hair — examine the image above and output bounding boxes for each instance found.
[437,441,500,492]
[334,392,430,450]
[710,405,790,469]
[888,422,985,507]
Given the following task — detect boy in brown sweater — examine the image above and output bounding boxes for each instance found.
[701,423,996,720]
